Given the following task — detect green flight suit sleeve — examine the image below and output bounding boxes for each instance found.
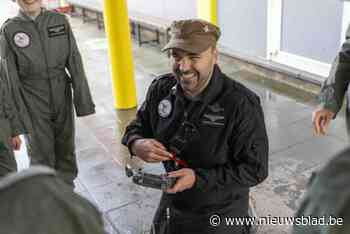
[292,148,350,234]
[65,17,95,117]
[318,25,350,115]
[0,24,29,134]
[0,73,25,137]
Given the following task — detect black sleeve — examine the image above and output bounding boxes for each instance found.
[121,80,158,154]
[194,96,269,191]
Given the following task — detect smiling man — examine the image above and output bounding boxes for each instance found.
[122,19,269,234]
[0,0,95,187]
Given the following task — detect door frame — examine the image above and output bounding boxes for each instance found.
[266,0,350,81]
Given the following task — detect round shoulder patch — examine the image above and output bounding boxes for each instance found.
[13,32,31,48]
[158,99,172,118]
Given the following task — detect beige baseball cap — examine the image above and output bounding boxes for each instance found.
[162,19,221,54]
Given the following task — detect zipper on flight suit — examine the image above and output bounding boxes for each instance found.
[32,20,56,120]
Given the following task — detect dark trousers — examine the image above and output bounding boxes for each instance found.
[151,194,250,234]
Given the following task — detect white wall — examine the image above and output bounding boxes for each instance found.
[281,0,343,64]
[126,0,347,79]
[218,0,268,58]
[127,0,197,21]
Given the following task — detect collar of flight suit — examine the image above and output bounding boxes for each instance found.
[173,64,224,105]
[15,7,46,22]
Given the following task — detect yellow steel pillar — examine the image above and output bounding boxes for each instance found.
[103,0,137,109]
[197,0,217,25]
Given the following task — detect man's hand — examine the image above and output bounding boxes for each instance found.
[312,108,335,135]
[11,136,22,151]
[131,139,172,163]
[166,168,196,193]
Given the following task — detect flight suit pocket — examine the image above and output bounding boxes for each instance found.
[187,121,228,167]
[198,120,225,135]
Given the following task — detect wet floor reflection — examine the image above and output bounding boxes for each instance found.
[1,2,348,232]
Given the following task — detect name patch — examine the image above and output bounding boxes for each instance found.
[47,24,67,38]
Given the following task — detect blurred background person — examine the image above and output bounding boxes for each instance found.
[0,166,106,234]
[312,23,350,137]
[0,0,96,187]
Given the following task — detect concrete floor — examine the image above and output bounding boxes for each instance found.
[1,1,349,233]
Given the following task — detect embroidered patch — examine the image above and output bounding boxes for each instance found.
[158,99,172,118]
[203,114,224,122]
[13,32,31,48]
[201,114,225,126]
[47,24,67,38]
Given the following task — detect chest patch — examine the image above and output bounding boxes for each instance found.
[158,99,172,118]
[201,104,225,126]
[13,32,31,48]
[202,114,225,126]
[47,24,67,38]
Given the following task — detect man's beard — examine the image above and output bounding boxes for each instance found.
[174,67,199,81]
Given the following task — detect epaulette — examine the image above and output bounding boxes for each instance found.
[0,19,12,32]
[3,19,11,25]
[224,74,260,105]
[148,73,176,96]
[150,73,174,87]
[0,20,11,59]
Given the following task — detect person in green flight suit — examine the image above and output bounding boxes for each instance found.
[297,1,350,232]
[0,0,96,187]
[293,147,350,234]
[312,23,350,136]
